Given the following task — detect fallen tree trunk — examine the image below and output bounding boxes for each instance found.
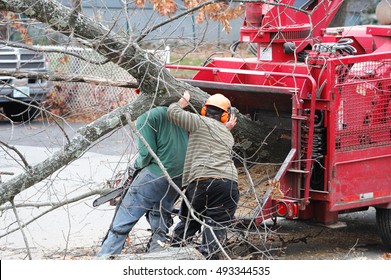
[0,0,290,206]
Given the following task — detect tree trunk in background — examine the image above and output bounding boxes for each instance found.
[0,0,286,206]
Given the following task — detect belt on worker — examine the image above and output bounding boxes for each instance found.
[192,177,221,182]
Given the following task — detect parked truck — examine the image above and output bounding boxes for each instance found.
[167,0,391,249]
[0,44,52,122]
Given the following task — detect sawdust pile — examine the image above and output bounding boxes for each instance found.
[235,164,281,220]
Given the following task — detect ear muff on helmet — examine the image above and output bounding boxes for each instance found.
[220,106,231,123]
[200,93,232,123]
[200,105,207,117]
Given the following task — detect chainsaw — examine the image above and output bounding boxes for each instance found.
[93,167,137,207]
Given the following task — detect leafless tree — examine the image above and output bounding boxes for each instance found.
[0,0,281,260]
[0,0,374,260]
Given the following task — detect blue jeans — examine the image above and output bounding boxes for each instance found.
[97,168,181,257]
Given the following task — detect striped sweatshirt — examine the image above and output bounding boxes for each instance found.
[167,102,238,187]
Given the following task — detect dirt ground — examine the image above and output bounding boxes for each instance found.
[17,207,390,261]
[226,211,391,260]
[230,165,391,260]
[14,163,389,261]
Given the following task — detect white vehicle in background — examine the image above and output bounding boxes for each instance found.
[0,44,52,122]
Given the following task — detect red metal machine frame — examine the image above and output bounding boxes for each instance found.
[166,0,391,247]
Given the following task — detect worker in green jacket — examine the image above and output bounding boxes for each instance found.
[98,106,188,257]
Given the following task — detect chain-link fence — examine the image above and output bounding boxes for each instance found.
[42,45,170,115]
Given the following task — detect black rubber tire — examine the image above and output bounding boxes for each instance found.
[3,102,39,122]
[376,207,391,249]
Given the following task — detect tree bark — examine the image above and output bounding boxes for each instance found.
[0,0,287,206]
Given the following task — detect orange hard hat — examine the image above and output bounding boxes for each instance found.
[204,93,231,112]
[200,93,232,123]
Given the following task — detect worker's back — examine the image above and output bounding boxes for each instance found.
[135,106,188,179]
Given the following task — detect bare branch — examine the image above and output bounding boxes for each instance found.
[136,0,223,42]
[0,187,109,211]
[0,140,31,170]
[10,199,32,260]
[0,0,282,206]
[0,188,105,238]
[0,70,139,88]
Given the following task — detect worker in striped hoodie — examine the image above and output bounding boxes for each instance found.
[167,90,239,260]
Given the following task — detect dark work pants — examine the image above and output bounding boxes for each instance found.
[172,178,239,259]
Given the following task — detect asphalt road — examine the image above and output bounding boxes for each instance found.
[0,119,136,260]
[0,119,133,156]
[0,119,390,260]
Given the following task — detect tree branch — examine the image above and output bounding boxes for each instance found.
[0,0,282,207]
[0,140,31,170]
[0,70,139,88]
[10,198,32,260]
[0,188,106,238]
[136,0,223,42]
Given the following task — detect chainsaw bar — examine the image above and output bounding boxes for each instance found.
[93,167,138,207]
[93,186,125,207]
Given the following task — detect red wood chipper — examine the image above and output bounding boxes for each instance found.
[166,0,391,249]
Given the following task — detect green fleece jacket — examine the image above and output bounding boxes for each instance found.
[134,106,188,178]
